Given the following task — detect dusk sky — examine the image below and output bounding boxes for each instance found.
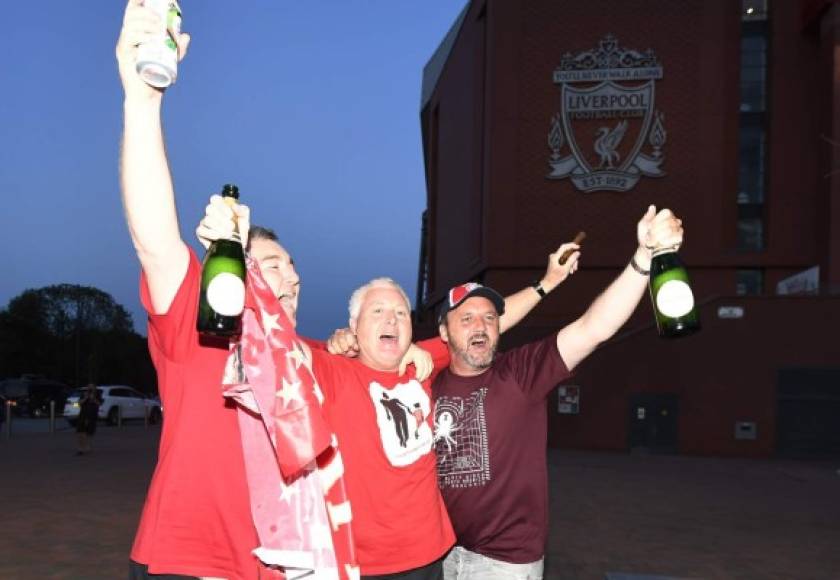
[0,1,467,340]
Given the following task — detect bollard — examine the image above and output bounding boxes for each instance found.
[49,400,56,434]
[3,400,11,439]
[117,404,123,428]
[144,404,149,429]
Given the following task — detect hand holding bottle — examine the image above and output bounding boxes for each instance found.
[196,195,251,250]
[634,205,684,270]
[197,185,247,337]
[633,206,698,338]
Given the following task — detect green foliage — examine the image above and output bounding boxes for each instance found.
[0,285,155,392]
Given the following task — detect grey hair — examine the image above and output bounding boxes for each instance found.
[348,277,411,324]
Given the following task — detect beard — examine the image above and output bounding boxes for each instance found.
[450,331,497,371]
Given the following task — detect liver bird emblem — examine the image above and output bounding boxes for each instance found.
[594,120,628,169]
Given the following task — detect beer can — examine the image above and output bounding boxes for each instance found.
[136,0,182,88]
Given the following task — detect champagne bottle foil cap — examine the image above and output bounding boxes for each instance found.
[221,184,240,199]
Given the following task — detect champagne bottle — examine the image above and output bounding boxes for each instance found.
[197,184,246,337]
[648,247,700,338]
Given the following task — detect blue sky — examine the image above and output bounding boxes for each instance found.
[0,1,467,339]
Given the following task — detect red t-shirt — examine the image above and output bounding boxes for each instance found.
[131,251,261,579]
[310,339,454,576]
[433,334,571,564]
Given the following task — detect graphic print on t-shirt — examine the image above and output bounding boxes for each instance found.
[434,388,490,489]
[369,380,433,467]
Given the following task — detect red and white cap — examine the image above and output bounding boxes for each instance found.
[438,282,505,323]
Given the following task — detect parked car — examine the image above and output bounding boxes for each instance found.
[64,385,162,426]
[0,377,71,418]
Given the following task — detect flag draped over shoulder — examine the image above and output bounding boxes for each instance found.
[222,258,358,580]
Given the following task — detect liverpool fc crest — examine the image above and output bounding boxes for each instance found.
[547,34,667,192]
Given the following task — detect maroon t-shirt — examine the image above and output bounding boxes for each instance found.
[432,334,571,564]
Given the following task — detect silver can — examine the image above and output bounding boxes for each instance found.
[136,0,182,88]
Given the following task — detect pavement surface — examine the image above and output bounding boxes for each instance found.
[1,420,839,579]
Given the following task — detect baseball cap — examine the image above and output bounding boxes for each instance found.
[438,282,505,324]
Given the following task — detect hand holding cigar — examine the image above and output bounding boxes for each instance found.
[558,231,586,265]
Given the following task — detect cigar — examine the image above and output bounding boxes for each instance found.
[558,231,586,265]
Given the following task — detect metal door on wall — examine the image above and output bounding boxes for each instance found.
[628,393,678,453]
[777,368,840,457]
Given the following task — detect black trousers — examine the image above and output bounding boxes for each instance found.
[362,557,444,580]
[129,560,198,580]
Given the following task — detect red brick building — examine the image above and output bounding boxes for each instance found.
[415,0,840,457]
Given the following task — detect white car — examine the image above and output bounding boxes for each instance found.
[64,385,162,426]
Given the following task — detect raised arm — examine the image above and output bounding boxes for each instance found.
[556,205,683,371]
[116,0,191,314]
[499,241,581,333]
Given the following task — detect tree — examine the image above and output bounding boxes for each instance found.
[0,285,155,392]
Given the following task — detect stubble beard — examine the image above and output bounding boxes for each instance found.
[451,332,497,371]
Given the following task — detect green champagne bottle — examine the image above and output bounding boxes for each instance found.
[197,184,246,337]
[648,248,700,338]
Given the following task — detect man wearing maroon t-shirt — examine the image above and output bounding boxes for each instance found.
[433,208,685,579]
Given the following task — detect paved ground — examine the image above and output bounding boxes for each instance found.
[543,450,840,579]
[1,422,838,579]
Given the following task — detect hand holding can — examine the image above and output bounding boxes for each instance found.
[136,0,183,88]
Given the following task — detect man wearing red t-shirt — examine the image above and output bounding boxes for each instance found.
[119,5,367,578]
[307,278,451,579]
[433,209,685,579]
[118,4,310,578]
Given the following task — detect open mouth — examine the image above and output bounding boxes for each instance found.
[276,293,297,319]
[469,334,489,348]
[379,333,399,345]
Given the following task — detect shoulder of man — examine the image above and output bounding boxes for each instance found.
[498,333,558,363]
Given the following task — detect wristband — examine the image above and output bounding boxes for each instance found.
[629,255,650,276]
[532,281,547,298]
